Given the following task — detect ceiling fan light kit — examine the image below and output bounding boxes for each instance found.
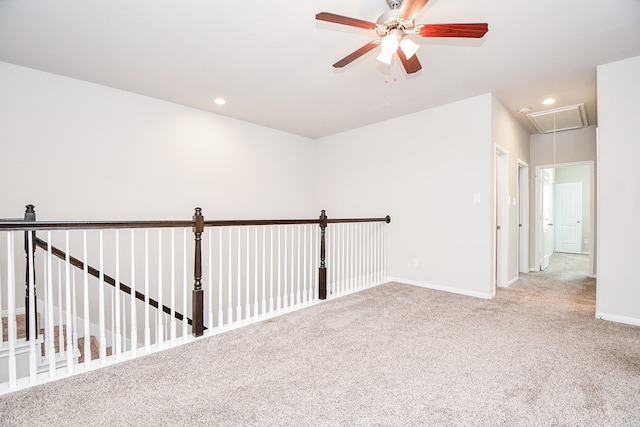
[316,0,488,75]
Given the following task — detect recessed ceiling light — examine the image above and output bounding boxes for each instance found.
[214,98,226,105]
[542,98,556,105]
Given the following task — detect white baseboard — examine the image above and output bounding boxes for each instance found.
[595,311,640,327]
[387,277,494,299]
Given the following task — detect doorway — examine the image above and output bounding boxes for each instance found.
[535,161,595,276]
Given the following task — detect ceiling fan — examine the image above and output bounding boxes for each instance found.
[316,0,488,74]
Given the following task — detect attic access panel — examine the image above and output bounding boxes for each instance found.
[526,103,588,134]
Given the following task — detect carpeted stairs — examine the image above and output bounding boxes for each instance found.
[1,313,111,363]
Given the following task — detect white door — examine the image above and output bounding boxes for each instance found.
[554,182,583,253]
[541,168,554,270]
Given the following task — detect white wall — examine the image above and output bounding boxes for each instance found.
[314,94,494,298]
[596,55,640,325]
[0,62,316,221]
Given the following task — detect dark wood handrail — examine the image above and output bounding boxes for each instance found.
[0,215,391,231]
[205,216,391,227]
[0,220,194,231]
[34,237,203,329]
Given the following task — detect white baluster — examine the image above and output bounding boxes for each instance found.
[208,228,213,332]
[228,227,233,326]
[350,224,355,292]
[308,224,316,300]
[253,226,258,318]
[303,224,307,304]
[218,228,223,329]
[144,229,150,351]
[384,221,388,281]
[115,230,121,360]
[290,225,295,306]
[45,233,55,376]
[366,222,373,287]
[277,226,282,311]
[71,266,78,362]
[121,292,126,353]
[245,227,250,321]
[130,230,137,356]
[182,229,188,339]
[341,223,346,295]
[344,224,350,293]
[237,227,242,322]
[44,237,56,378]
[353,224,357,290]
[99,230,107,362]
[261,226,266,316]
[339,224,343,292]
[110,285,115,358]
[269,226,274,313]
[83,231,91,369]
[363,223,368,287]
[378,223,383,284]
[7,232,17,387]
[371,223,376,286]
[357,223,361,289]
[297,225,301,305]
[283,226,288,309]
[171,229,176,343]
[157,229,163,349]
[327,224,332,296]
[57,258,64,360]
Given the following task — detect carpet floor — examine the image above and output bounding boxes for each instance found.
[1,253,639,426]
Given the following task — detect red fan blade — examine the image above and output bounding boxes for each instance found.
[397,48,422,74]
[333,41,380,68]
[316,12,376,30]
[398,0,430,21]
[416,23,489,38]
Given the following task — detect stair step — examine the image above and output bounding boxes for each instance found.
[3,314,112,364]
[2,312,41,341]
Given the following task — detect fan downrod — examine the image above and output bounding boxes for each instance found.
[386,0,402,9]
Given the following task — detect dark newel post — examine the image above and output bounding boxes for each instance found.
[318,210,327,300]
[192,207,204,337]
[24,204,37,340]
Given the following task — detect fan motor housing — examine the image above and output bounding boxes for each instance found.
[376,9,415,37]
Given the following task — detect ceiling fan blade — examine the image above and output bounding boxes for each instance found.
[416,23,489,38]
[398,0,430,21]
[333,41,380,68]
[316,12,376,30]
[397,48,422,74]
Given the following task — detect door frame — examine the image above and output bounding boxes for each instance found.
[534,160,595,275]
[495,145,509,288]
[517,160,529,273]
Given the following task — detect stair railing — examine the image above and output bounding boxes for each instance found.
[1,205,390,394]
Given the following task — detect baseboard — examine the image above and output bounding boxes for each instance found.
[507,276,519,287]
[387,277,494,299]
[595,312,640,327]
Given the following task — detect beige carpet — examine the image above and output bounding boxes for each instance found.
[1,253,639,426]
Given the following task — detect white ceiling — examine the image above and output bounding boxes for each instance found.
[1,0,639,139]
